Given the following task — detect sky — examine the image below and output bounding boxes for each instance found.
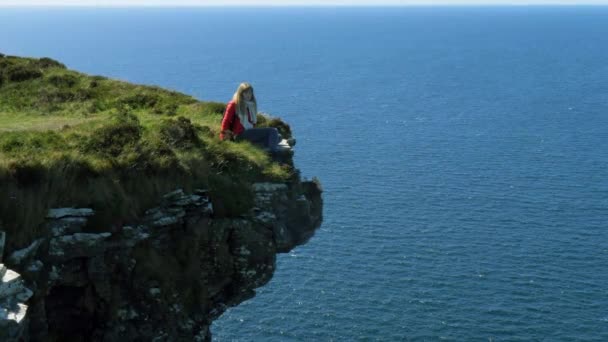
[0,0,608,6]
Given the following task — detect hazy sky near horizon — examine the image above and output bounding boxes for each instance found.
[1,0,608,6]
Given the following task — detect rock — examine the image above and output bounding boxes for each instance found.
[0,302,26,321]
[7,239,44,267]
[87,255,112,301]
[48,233,111,260]
[162,189,185,201]
[48,266,59,283]
[228,220,276,291]
[252,182,288,193]
[0,302,29,341]
[145,189,212,228]
[121,226,150,247]
[15,287,33,303]
[271,222,293,252]
[25,260,43,274]
[0,268,25,299]
[46,259,88,287]
[201,202,213,215]
[0,265,12,296]
[172,194,201,207]
[46,208,94,219]
[149,288,161,296]
[0,265,32,342]
[144,207,164,220]
[254,210,277,226]
[44,217,88,237]
[164,207,186,215]
[151,215,181,227]
[1,176,321,341]
[0,231,5,262]
[194,189,209,197]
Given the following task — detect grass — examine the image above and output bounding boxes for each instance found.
[0,54,295,251]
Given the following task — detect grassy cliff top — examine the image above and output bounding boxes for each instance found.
[0,53,295,249]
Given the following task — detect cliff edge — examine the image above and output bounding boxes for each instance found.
[0,54,323,341]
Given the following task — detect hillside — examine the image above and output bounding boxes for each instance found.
[0,53,293,250]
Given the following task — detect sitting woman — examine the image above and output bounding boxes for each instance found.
[220,82,279,152]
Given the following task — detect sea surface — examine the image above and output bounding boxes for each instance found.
[1,6,607,341]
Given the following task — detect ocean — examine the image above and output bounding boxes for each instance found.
[1,6,607,341]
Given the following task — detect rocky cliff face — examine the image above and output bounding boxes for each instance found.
[0,177,322,341]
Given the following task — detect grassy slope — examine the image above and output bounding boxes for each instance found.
[0,53,294,250]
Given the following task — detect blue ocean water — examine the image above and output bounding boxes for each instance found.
[1,6,608,341]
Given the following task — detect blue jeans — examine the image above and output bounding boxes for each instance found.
[237,127,280,152]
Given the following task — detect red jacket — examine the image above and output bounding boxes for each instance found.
[220,100,255,140]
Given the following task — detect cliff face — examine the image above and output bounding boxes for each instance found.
[0,177,322,341]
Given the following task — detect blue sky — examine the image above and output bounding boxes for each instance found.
[1,0,608,6]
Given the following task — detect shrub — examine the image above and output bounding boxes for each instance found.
[258,116,292,139]
[48,74,78,87]
[145,139,178,161]
[28,131,64,150]
[0,132,64,155]
[5,64,43,82]
[38,87,73,104]
[202,101,227,115]
[76,88,93,100]
[117,141,180,176]
[256,114,267,126]
[84,112,143,157]
[0,59,15,85]
[198,125,213,138]
[0,136,25,153]
[153,102,179,116]
[38,87,91,106]
[0,58,14,68]
[159,116,202,149]
[36,57,66,69]
[117,93,159,109]
[88,99,111,113]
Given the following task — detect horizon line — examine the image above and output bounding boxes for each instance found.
[1,3,608,6]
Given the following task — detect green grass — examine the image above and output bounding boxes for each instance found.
[0,54,295,251]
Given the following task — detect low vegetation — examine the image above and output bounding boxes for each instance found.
[0,54,294,249]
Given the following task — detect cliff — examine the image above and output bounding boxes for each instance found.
[0,54,323,341]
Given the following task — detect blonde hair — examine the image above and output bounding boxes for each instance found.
[232,82,257,123]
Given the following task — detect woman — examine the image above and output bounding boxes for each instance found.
[220,82,279,152]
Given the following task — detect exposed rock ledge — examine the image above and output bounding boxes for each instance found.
[0,178,322,341]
